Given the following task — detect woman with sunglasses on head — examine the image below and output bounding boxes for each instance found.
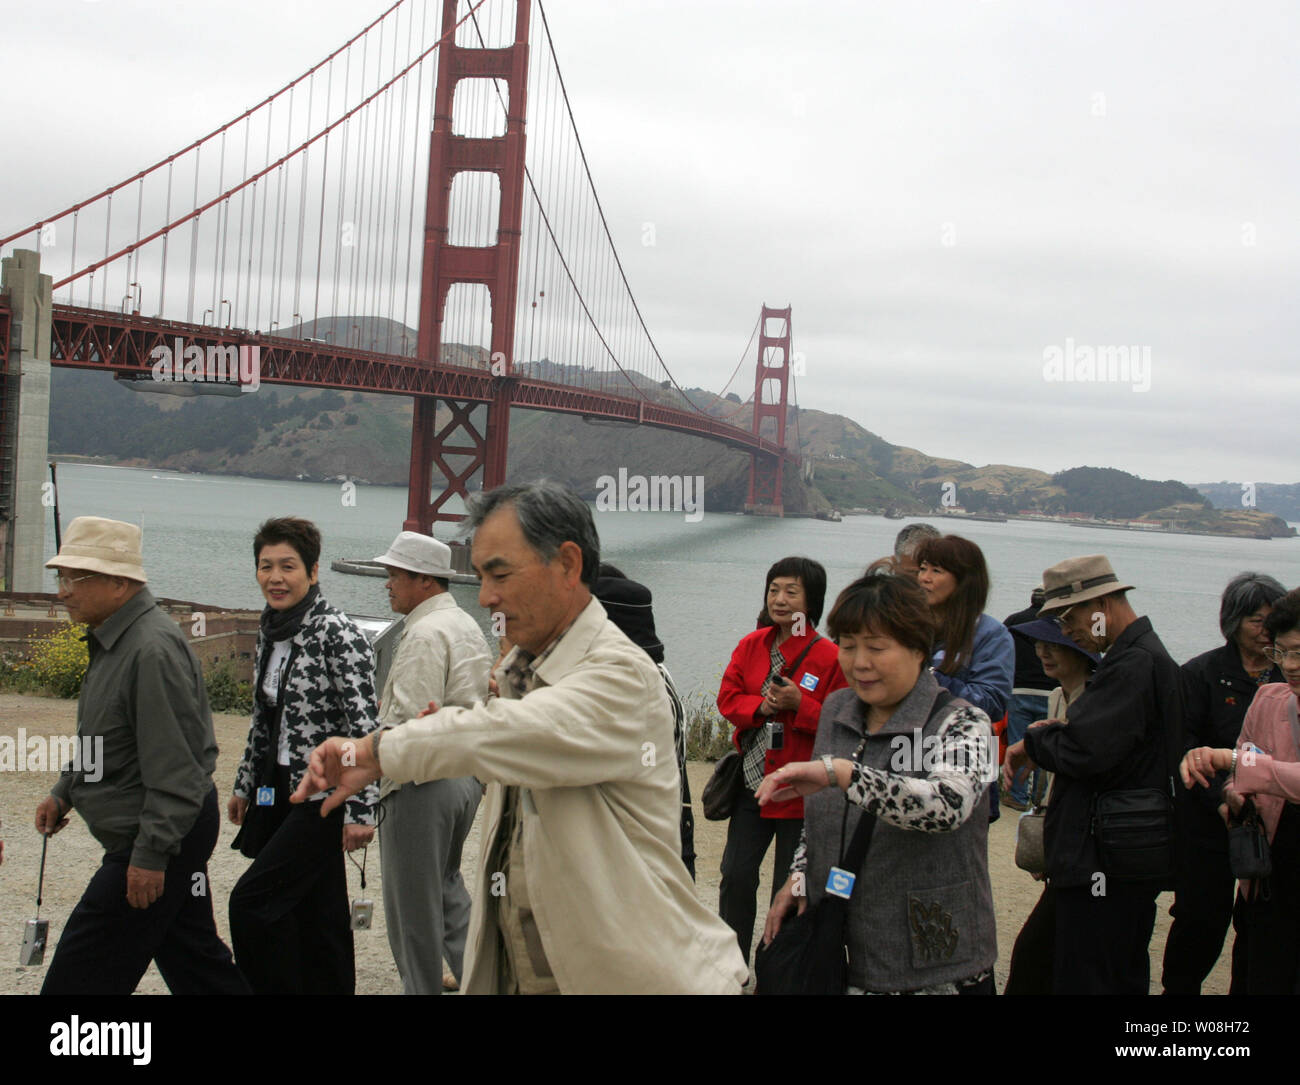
[915,535,1014,815]
[716,556,846,971]
[1181,586,1300,994]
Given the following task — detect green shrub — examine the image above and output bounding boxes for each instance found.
[683,690,735,762]
[205,660,254,715]
[0,647,41,694]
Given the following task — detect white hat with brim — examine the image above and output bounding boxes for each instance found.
[373,531,455,578]
[1038,554,1134,615]
[45,516,147,583]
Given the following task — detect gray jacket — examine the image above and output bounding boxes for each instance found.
[51,588,218,869]
[804,673,997,991]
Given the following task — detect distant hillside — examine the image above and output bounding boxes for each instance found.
[41,331,1297,536]
[1196,482,1300,522]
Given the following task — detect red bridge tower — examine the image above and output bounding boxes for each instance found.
[405,0,532,532]
[745,305,792,517]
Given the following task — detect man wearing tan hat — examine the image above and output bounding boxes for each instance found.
[1004,554,1182,994]
[34,516,248,994]
[372,530,492,995]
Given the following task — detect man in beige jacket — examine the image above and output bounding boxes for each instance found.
[293,481,745,993]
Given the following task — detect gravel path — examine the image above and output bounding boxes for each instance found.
[0,693,1228,994]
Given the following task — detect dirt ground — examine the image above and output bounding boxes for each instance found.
[0,692,1229,995]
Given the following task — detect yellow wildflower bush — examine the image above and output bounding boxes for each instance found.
[23,621,90,699]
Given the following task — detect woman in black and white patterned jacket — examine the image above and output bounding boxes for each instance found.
[227,516,379,995]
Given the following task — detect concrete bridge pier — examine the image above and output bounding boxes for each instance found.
[1,249,53,592]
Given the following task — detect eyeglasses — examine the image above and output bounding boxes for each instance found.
[1052,605,1077,628]
[55,572,98,590]
[1265,646,1300,667]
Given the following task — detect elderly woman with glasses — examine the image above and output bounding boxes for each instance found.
[1181,586,1300,994]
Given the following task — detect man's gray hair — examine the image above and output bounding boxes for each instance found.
[464,480,601,586]
[1220,571,1287,642]
[894,522,941,559]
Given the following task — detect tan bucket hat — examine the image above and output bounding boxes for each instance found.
[1038,554,1133,614]
[45,516,147,583]
[373,531,455,578]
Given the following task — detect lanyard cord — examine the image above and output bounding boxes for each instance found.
[837,736,868,865]
[347,844,368,890]
[36,833,49,918]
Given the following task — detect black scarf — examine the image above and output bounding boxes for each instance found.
[259,583,320,643]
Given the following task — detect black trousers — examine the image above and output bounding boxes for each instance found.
[718,788,802,964]
[1161,843,1236,994]
[1004,884,1054,996]
[1052,882,1158,995]
[42,786,249,995]
[228,769,354,995]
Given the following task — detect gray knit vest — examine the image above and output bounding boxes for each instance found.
[804,672,997,992]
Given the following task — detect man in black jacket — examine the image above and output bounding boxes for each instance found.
[1005,554,1182,994]
[1161,572,1284,994]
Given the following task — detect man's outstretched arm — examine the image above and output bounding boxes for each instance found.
[291,733,383,815]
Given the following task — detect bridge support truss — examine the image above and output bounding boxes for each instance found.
[405,0,532,533]
[745,304,792,517]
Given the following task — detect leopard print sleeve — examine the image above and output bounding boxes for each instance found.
[844,706,991,833]
[790,827,808,875]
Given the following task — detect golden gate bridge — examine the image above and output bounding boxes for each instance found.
[0,0,801,588]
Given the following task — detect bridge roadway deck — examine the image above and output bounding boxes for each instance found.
[19,302,795,463]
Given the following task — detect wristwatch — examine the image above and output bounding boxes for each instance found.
[822,754,838,789]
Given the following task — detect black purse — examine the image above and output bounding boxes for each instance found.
[753,809,876,996]
[701,751,743,821]
[1227,798,1272,880]
[705,635,824,822]
[231,801,275,859]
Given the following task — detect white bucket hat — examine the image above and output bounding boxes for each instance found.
[45,516,147,583]
[373,531,455,578]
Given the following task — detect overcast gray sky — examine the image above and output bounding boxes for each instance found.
[4,0,1297,487]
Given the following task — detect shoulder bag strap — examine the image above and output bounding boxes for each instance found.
[782,634,822,679]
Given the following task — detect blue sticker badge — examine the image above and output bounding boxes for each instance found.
[799,673,820,692]
[826,866,855,900]
[256,786,275,807]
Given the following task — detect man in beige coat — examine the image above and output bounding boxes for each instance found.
[293,482,745,993]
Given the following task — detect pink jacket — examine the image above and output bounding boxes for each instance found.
[1230,682,1300,899]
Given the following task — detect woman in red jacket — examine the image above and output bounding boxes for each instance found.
[716,556,846,968]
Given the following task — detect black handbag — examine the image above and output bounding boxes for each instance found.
[701,751,743,821]
[705,635,825,822]
[753,809,876,996]
[231,801,275,859]
[1092,788,1177,881]
[1227,798,1272,880]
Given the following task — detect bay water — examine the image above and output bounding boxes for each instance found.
[43,463,1300,702]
